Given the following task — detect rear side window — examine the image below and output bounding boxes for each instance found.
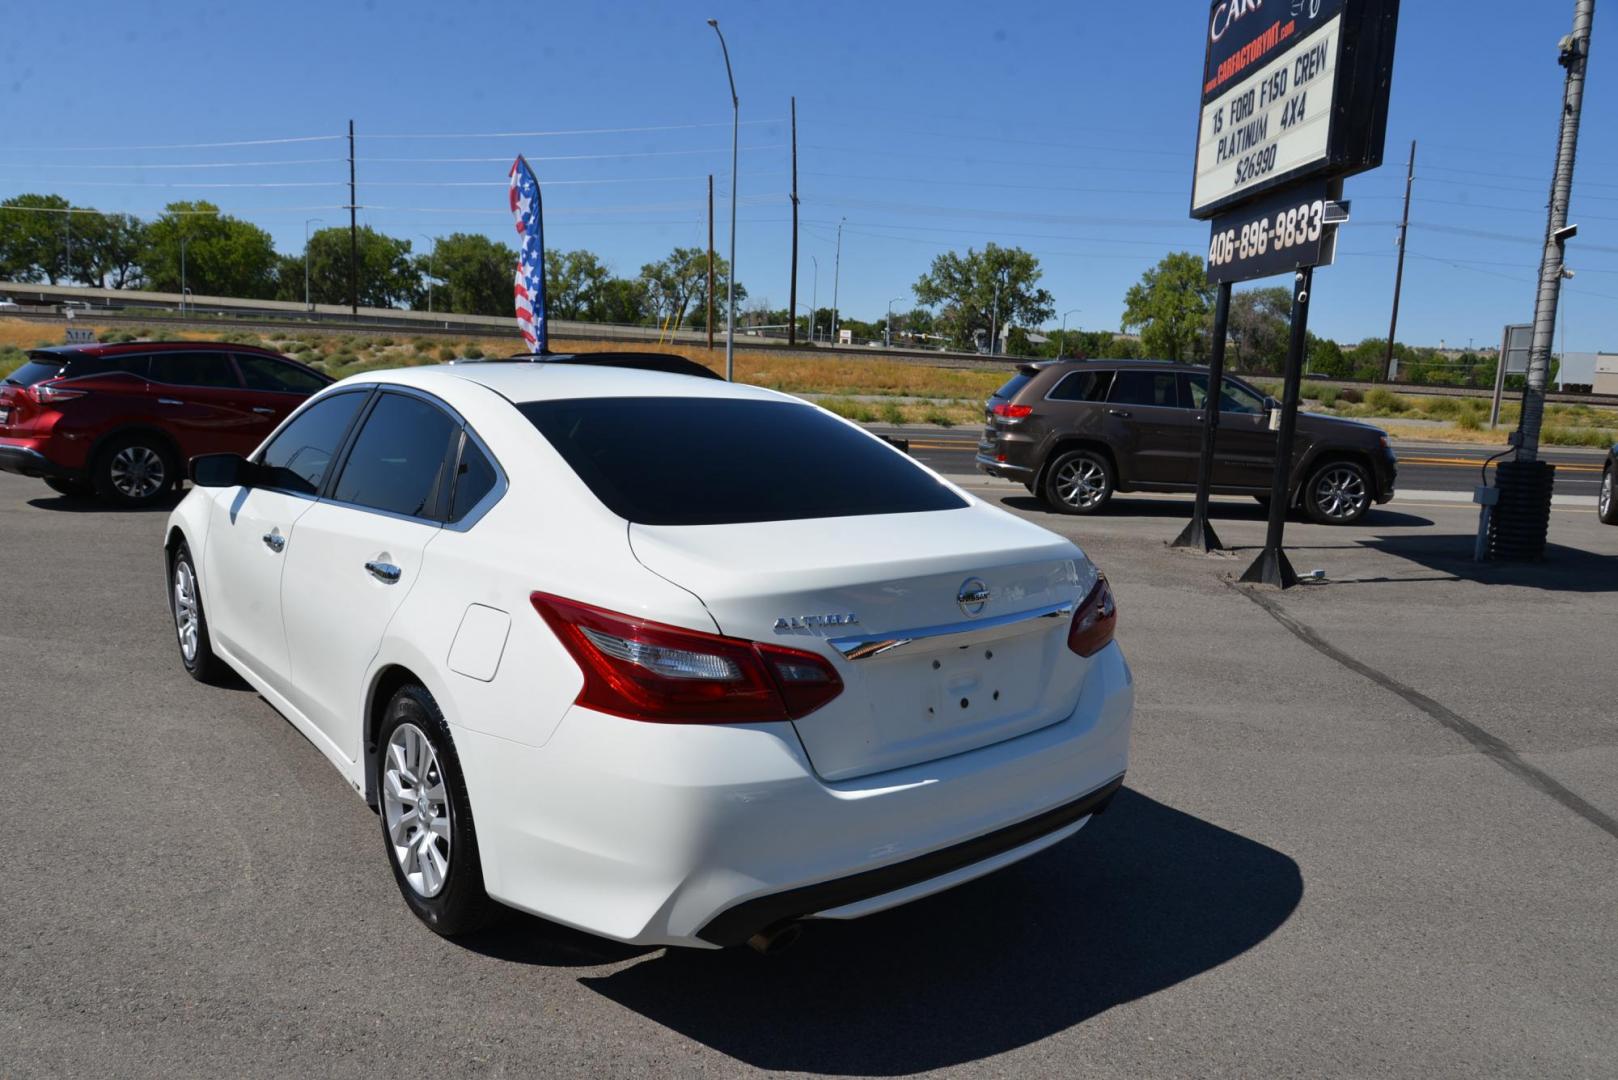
[520,397,968,525]
[1109,371,1180,408]
[449,437,498,522]
[3,359,67,387]
[259,391,367,495]
[149,352,241,389]
[333,393,457,519]
[993,373,1033,399]
[236,354,328,394]
[1047,369,1115,402]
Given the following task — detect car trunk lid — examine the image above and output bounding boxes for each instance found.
[629,504,1098,781]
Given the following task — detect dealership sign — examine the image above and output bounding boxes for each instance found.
[1191,0,1400,220]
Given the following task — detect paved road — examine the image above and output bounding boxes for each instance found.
[871,424,1609,499]
[2,471,1614,1078]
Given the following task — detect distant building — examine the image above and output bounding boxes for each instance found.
[1594,354,1618,395]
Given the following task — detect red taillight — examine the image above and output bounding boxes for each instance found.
[28,381,87,406]
[991,402,1033,420]
[1067,576,1117,657]
[530,592,843,724]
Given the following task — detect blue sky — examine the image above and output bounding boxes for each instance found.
[2,0,1615,352]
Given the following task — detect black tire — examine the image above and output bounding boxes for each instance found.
[168,541,224,684]
[1599,464,1617,526]
[1302,458,1372,525]
[43,476,95,497]
[1041,449,1115,515]
[93,433,176,507]
[376,685,496,938]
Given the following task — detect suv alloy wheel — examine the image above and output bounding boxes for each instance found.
[1042,448,1115,515]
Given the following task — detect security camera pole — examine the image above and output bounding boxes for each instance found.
[1518,0,1594,462]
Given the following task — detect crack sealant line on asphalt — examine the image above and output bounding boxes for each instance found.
[1230,582,1618,843]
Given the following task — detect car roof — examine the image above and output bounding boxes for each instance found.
[31,340,290,359]
[357,359,798,406]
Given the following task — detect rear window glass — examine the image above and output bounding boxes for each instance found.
[993,373,1033,399]
[3,360,66,387]
[1109,371,1181,408]
[1048,369,1115,402]
[237,354,328,394]
[149,351,240,389]
[520,397,968,525]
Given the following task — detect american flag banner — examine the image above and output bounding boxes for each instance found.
[509,155,547,354]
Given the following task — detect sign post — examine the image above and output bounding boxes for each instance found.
[1489,323,1533,430]
[1177,0,1399,586]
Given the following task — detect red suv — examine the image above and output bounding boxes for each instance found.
[0,341,332,506]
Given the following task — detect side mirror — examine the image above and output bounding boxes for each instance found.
[190,453,253,488]
[1264,396,1281,412]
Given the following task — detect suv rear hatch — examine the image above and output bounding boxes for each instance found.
[0,357,72,431]
[630,504,1098,781]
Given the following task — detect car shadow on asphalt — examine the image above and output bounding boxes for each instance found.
[26,490,184,514]
[996,494,1435,530]
[575,790,1303,1075]
[1350,534,1618,594]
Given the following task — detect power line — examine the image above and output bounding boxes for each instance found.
[3,134,343,152]
[357,119,784,141]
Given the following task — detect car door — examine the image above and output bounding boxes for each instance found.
[202,390,370,698]
[1183,373,1277,490]
[1102,369,1200,487]
[146,351,275,459]
[279,391,460,764]
[233,353,330,437]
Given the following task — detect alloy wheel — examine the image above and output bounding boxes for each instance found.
[1314,466,1368,521]
[1054,457,1107,509]
[1601,469,1613,519]
[109,446,166,499]
[173,560,200,663]
[382,722,452,898]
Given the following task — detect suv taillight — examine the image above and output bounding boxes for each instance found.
[1067,576,1117,657]
[28,381,87,406]
[530,592,844,724]
[991,402,1033,421]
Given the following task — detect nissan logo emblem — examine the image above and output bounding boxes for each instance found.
[957,578,991,617]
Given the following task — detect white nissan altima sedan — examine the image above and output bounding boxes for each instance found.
[164,354,1132,951]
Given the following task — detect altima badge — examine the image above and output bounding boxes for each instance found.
[774,613,859,632]
[957,578,991,617]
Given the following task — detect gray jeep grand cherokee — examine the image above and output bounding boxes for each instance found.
[976,359,1398,525]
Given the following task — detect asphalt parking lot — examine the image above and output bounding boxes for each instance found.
[3,467,1615,1078]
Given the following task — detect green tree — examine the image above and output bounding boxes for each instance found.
[1121,252,1214,361]
[430,232,516,316]
[912,243,1054,352]
[143,202,278,298]
[78,213,147,289]
[0,194,72,283]
[1225,286,1291,371]
[273,226,421,309]
[545,248,613,321]
[641,246,742,330]
[1306,335,1350,378]
[591,277,649,324]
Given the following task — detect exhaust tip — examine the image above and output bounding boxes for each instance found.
[746,921,804,956]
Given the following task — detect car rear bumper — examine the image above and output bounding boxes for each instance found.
[975,453,1035,479]
[0,440,78,481]
[452,641,1133,948]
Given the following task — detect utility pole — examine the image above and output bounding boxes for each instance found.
[789,97,800,346]
[1519,0,1593,462]
[990,276,1002,356]
[707,174,716,351]
[1383,140,1415,382]
[831,217,844,345]
[63,209,72,286]
[347,119,359,316]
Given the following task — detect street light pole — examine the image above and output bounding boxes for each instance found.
[180,234,188,317]
[304,218,323,311]
[886,297,905,348]
[1058,308,1081,358]
[707,19,739,382]
[418,233,437,314]
[990,276,1002,356]
[831,218,844,345]
[809,255,819,343]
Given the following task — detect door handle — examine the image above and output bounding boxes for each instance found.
[262,532,286,553]
[251,407,276,415]
[158,398,183,406]
[365,561,402,583]
[1107,408,1132,418]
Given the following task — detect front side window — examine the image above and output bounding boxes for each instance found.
[1184,375,1266,415]
[521,397,968,525]
[148,351,241,389]
[237,354,328,394]
[1108,371,1180,408]
[1047,369,1115,402]
[332,393,457,519]
[258,391,367,495]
